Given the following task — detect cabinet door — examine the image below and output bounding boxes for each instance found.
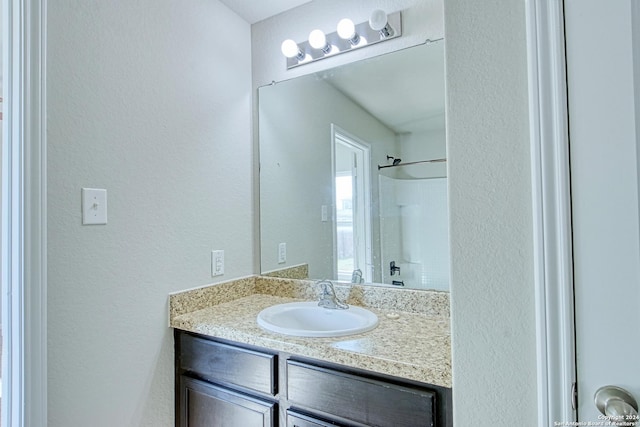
[178,375,276,427]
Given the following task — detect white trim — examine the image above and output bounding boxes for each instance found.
[2,0,48,426]
[526,0,577,425]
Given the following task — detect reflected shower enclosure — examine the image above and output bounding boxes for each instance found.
[378,175,449,290]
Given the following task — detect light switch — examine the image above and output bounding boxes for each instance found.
[82,188,107,225]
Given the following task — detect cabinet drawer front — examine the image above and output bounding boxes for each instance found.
[287,411,352,427]
[287,361,435,427]
[178,333,277,395]
[179,376,275,427]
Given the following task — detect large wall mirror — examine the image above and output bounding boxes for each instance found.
[259,41,448,291]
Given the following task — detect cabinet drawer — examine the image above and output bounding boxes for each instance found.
[287,411,351,427]
[287,361,435,427]
[178,333,277,395]
[179,375,275,427]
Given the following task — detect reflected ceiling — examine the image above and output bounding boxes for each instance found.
[319,43,446,133]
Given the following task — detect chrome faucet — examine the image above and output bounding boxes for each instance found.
[317,280,349,309]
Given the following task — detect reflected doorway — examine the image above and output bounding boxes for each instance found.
[332,126,372,282]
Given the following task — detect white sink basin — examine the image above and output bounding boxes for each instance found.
[256,301,379,338]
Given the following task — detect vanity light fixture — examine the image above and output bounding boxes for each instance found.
[280,10,402,69]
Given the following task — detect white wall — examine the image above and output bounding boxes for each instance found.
[46,1,252,425]
[445,0,537,425]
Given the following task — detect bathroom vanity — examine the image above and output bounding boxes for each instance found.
[170,276,452,427]
[175,330,451,427]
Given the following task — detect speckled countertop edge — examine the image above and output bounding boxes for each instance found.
[169,276,451,388]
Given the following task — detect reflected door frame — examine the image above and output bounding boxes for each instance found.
[331,125,372,282]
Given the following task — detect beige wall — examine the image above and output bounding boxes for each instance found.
[46,1,252,425]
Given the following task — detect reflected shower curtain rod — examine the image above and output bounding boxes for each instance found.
[377,158,447,170]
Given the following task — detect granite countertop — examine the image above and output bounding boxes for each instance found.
[169,276,451,388]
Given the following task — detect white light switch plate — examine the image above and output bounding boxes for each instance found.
[82,188,107,225]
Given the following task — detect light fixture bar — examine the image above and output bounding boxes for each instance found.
[284,11,402,69]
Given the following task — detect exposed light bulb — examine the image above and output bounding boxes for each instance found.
[337,18,355,39]
[309,29,331,54]
[337,18,361,46]
[281,39,304,60]
[369,9,387,30]
[369,9,393,37]
[308,29,326,48]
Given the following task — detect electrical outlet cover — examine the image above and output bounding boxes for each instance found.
[212,250,225,277]
[278,243,286,264]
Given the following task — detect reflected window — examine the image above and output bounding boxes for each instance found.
[335,174,355,278]
[333,127,372,282]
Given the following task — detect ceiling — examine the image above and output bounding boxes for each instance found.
[219,0,312,24]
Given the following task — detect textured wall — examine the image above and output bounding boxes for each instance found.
[444,0,537,425]
[46,1,252,425]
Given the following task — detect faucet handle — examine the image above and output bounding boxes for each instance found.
[317,280,335,296]
[316,280,348,309]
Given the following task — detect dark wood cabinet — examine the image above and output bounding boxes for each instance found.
[177,331,277,396]
[287,361,436,427]
[178,375,276,427]
[175,330,451,427]
[286,410,350,427]
[175,331,279,427]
